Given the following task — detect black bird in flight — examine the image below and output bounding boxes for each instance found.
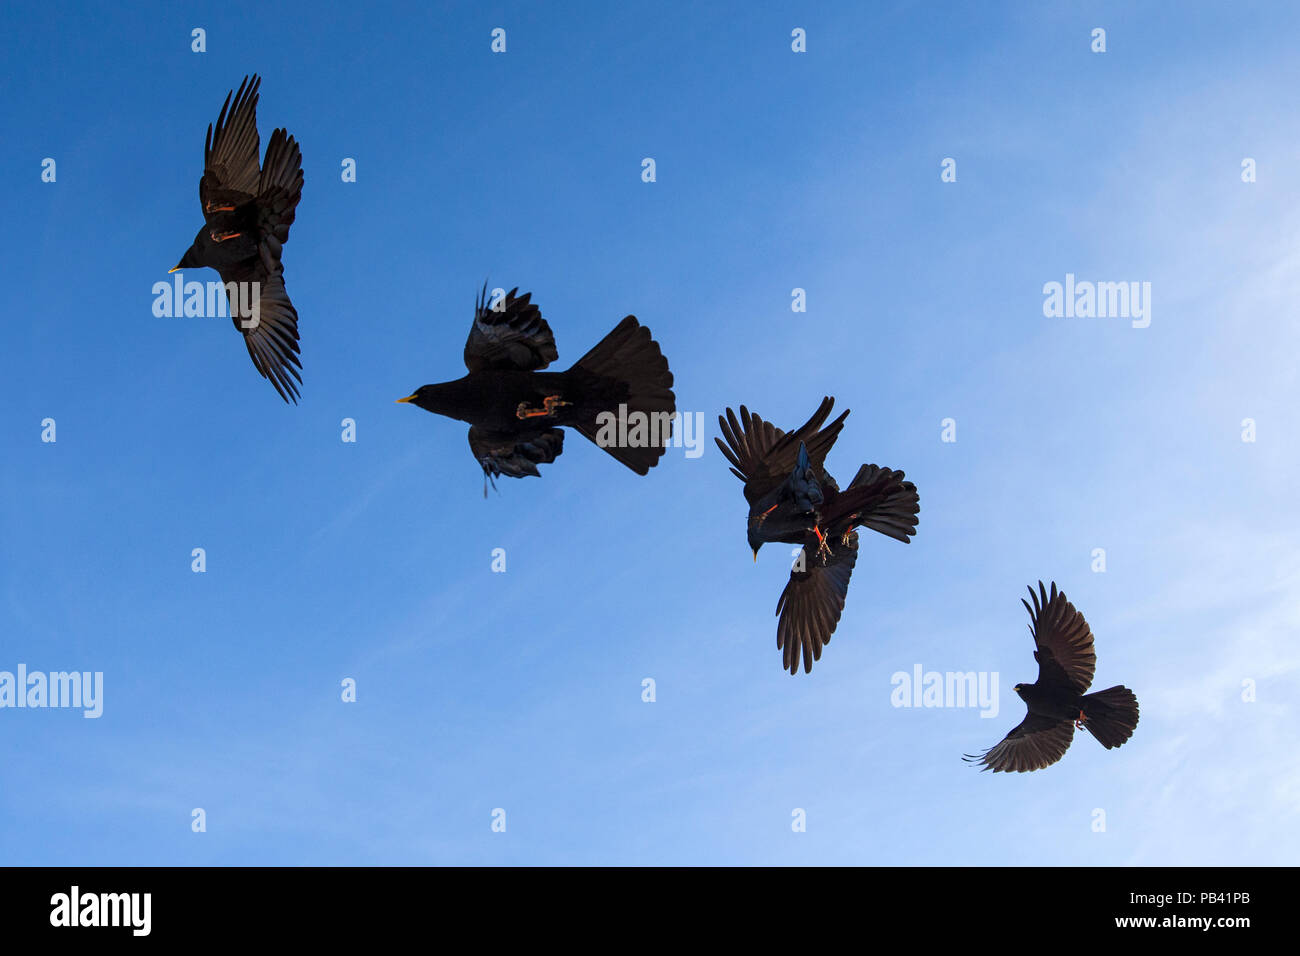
[170,75,305,403]
[398,285,675,488]
[716,397,920,674]
[964,581,1139,773]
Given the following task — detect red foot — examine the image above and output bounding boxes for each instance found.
[809,524,832,563]
[840,514,859,546]
[515,395,571,419]
[210,230,242,243]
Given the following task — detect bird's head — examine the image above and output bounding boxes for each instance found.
[395,386,428,409]
[395,384,446,414]
[1013,683,1026,698]
[169,237,204,274]
[395,381,470,421]
[747,529,764,562]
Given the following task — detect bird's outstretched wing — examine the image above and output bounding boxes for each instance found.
[715,397,849,505]
[464,285,558,373]
[1024,581,1096,694]
[222,260,302,404]
[774,531,858,675]
[963,713,1075,773]
[200,75,262,212]
[834,464,920,544]
[256,126,303,248]
[468,425,564,484]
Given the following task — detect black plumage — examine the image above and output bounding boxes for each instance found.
[716,397,920,674]
[171,75,305,403]
[964,581,1140,773]
[398,285,675,488]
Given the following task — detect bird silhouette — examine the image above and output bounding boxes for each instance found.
[964,581,1139,773]
[716,397,919,674]
[398,285,675,490]
[171,74,305,403]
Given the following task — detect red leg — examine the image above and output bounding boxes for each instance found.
[809,524,832,563]
[840,514,859,546]
[515,395,571,420]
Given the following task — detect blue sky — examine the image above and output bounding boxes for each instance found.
[1,0,1297,865]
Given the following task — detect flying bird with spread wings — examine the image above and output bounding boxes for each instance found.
[964,581,1139,773]
[171,74,305,403]
[397,285,675,489]
[716,397,920,674]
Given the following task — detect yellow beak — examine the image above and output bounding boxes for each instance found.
[168,266,182,273]
[752,550,758,563]
[395,394,416,404]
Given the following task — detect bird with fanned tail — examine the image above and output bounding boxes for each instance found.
[964,581,1139,773]
[716,397,920,674]
[398,285,675,492]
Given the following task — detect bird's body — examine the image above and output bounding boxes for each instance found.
[965,581,1140,773]
[399,286,676,485]
[182,202,261,276]
[716,397,920,674]
[768,442,825,515]
[408,371,572,429]
[754,478,869,549]
[1017,681,1088,723]
[746,442,825,545]
[723,397,847,555]
[172,74,306,403]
